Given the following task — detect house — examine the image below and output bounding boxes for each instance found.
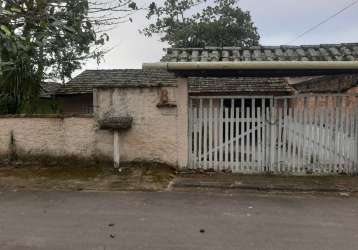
[91,43,357,174]
[56,44,358,114]
[55,69,177,114]
[288,74,358,94]
[145,43,358,174]
[153,44,358,115]
[1,42,357,175]
[55,69,293,114]
[54,43,358,174]
[287,74,358,112]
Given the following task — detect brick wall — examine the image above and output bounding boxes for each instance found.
[0,78,189,167]
[347,86,358,94]
[95,79,188,167]
[0,116,113,161]
[289,86,358,113]
[290,75,357,93]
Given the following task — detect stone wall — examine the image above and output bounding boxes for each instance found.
[0,115,113,162]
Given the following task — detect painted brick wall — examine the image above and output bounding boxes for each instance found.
[95,80,188,167]
[289,87,358,113]
[0,116,113,161]
[0,78,189,168]
[289,75,357,94]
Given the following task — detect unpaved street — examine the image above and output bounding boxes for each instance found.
[0,190,357,250]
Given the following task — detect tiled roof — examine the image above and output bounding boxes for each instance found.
[56,69,293,95]
[56,69,178,95]
[40,82,62,98]
[189,77,293,94]
[162,43,358,62]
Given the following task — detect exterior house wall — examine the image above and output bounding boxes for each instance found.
[345,86,358,112]
[95,78,188,167]
[347,86,358,94]
[288,86,358,113]
[288,75,358,112]
[289,76,354,93]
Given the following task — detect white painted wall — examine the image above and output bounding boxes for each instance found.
[96,80,189,167]
[0,116,113,161]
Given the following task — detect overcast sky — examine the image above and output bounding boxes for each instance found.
[83,0,358,70]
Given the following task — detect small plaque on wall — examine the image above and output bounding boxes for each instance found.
[157,88,177,108]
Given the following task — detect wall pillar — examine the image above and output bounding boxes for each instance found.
[176,77,189,168]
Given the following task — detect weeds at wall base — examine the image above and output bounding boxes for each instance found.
[0,153,114,168]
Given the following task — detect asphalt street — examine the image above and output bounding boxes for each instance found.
[0,190,357,250]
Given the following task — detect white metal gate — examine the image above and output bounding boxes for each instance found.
[188,94,358,175]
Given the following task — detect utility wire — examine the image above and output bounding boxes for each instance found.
[287,0,358,44]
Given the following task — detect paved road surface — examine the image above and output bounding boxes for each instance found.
[0,190,357,250]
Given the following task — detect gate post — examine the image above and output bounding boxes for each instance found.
[176,77,189,169]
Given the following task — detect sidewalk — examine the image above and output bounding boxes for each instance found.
[173,172,358,193]
[0,163,175,192]
[1,163,358,193]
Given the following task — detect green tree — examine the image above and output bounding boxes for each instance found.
[143,0,260,48]
[0,0,137,114]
